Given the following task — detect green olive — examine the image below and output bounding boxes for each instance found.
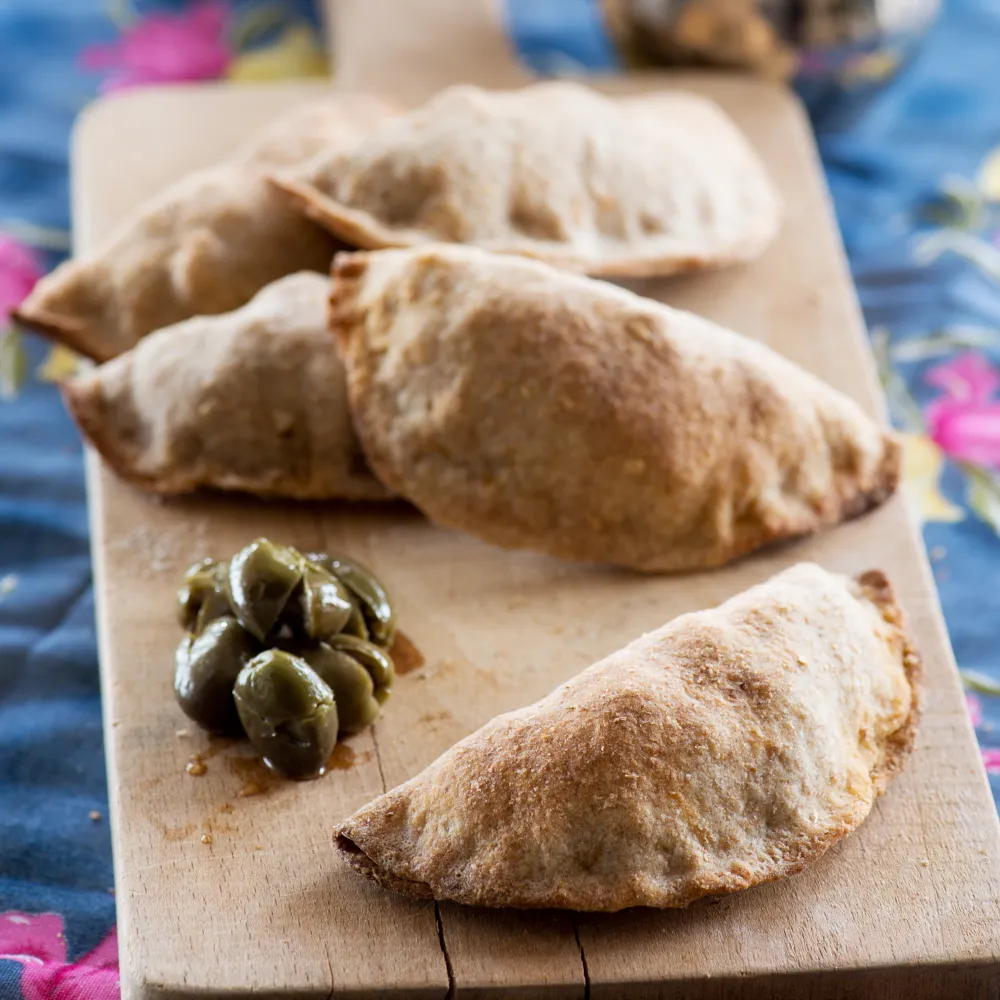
[306,553,396,647]
[233,649,338,780]
[176,558,231,634]
[341,599,370,641]
[326,633,395,704]
[278,639,382,735]
[174,617,259,734]
[227,539,303,642]
[283,561,355,640]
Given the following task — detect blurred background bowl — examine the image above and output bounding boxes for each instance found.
[603,0,941,128]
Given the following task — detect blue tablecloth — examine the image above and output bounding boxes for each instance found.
[1,2,999,995]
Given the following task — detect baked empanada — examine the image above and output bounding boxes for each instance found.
[332,246,900,573]
[337,563,921,911]
[63,272,387,500]
[272,82,780,278]
[15,95,395,363]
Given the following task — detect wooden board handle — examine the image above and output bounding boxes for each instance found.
[327,0,532,102]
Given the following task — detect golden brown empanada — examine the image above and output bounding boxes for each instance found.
[272,81,780,278]
[15,95,395,363]
[337,563,921,911]
[63,272,387,500]
[332,245,900,573]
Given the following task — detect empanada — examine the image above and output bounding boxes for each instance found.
[15,95,395,363]
[332,246,900,572]
[337,563,921,911]
[271,82,780,278]
[63,272,387,500]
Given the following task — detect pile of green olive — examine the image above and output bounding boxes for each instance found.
[173,538,396,780]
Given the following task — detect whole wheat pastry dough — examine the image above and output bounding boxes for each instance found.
[272,81,780,278]
[15,95,395,363]
[332,245,900,572]
[63,272,387,500]
[337,563,921,911]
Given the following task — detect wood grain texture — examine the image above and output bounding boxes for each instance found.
[329,0,530,101]
[73,78,1000,1000]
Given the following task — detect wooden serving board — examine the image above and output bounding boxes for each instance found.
[74,77,1000,999]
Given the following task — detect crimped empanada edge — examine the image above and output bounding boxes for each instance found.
[335,832,434,900]
[329,249,373,355]
[12,306,111,364]
[269,174,411,253]
[64,370,392,502]
[59,370,162,494]
[276,169,779,279]
[329,250,417,509]
[853,567,924,793]
[63,369,283,498]
[60,372,182,494]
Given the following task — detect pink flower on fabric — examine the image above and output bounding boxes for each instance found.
[0,912,119,1000]
[0,237,43,319]
[0,913,66,964]
[925,352,1000,467]
[80,1,231,93]
[966,693,984,729]
[983,749,1000,774]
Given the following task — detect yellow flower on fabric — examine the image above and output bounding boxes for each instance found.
[841,50,899,84]
[900,432,964,524]
[227,24,328,82]
[37,344,80,383]
[978,146,1000,201]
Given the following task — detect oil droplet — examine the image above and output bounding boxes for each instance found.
[238,782,262,798]
[326,743,356,771]
[201,834,213,845]
[390,631,425,675]
[89,810,102,822]
[186,756,207,776]
[219,803,235,814]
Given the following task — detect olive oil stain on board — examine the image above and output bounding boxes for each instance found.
[228,754,276,798]
[151,820,197,842]
[417,710,455,729]
[390,631,425,675]
[326,743,357,771]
